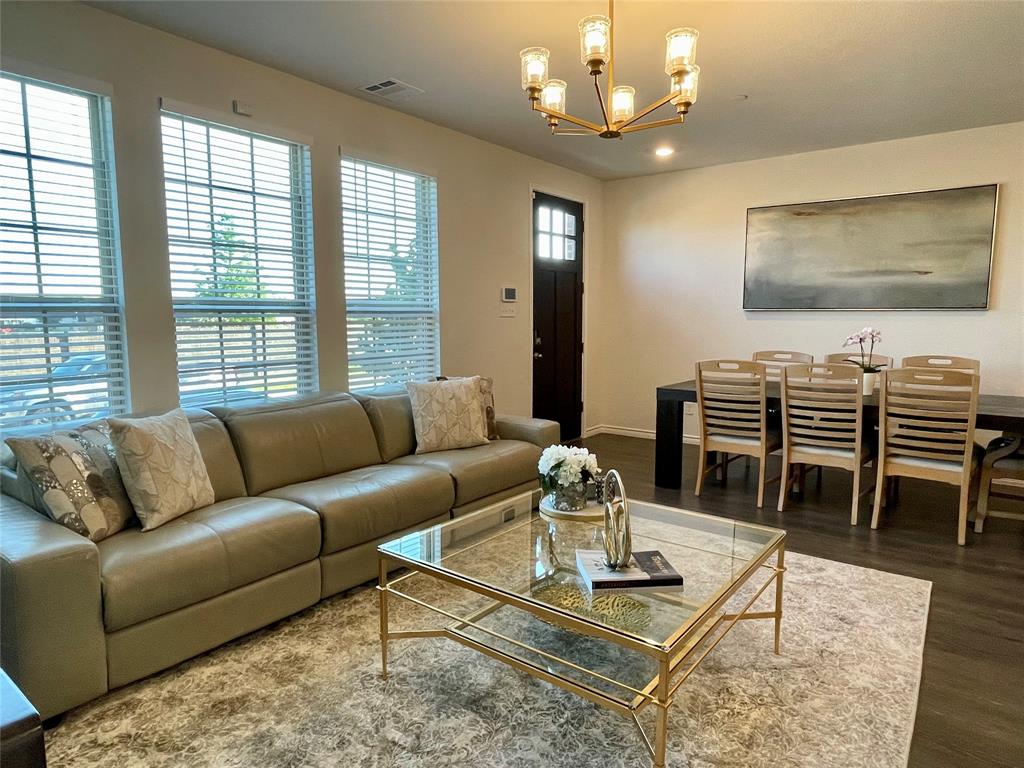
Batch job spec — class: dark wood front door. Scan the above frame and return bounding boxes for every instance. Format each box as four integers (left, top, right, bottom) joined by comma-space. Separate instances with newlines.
532, 191, 584, 441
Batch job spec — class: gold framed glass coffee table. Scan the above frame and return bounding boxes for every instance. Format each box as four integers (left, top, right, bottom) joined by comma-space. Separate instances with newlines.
377, 498, 786, 768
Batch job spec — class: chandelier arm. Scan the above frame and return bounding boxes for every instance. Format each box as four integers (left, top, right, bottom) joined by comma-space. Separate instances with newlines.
552, 128, 597, 135
620, 116, 685, 134
593, 75, 612, 131
615, 92, 676, 130
531, 101, 603, 133
607, 0, 615, 98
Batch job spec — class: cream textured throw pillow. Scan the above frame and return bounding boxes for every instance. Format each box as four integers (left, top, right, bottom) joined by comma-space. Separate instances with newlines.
109, 409, 215, 530
437, 375, 498, 440
407, 377, 490, 454
5, 422, 135, 541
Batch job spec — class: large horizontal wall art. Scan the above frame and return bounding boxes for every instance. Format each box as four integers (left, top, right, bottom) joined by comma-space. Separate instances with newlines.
743, 184, 998, 310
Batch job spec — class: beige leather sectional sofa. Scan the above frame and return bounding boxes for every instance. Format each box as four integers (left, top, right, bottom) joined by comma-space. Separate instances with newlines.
0, 390, 558, 719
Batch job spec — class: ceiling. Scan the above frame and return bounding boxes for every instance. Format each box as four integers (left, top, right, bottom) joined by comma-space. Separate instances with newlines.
91, 1, 1024, 180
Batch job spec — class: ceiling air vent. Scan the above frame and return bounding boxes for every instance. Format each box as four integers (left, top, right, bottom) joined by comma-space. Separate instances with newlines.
359, 79, 424, 102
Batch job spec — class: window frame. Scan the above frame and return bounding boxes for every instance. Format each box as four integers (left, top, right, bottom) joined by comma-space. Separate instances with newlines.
159, 109, 318, 408
341, 156, 440, 392
0, 71, 128, 432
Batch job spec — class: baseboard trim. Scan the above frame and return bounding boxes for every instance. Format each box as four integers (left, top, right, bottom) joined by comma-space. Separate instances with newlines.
583, 424, 699, 445
583, 424, 655, 440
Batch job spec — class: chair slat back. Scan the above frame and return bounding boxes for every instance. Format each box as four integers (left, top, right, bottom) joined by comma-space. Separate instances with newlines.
880, 368, 979, 467
825, 352, 892, 369
696, 360, 767, 441
782, 364, 863, 452
753, 350, 814, 380
901, 355, 980, 374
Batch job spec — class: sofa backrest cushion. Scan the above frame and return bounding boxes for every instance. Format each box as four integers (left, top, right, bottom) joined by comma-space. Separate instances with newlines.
211, 393, 382, 495
353, 388, 417, 462
184, 410, 247, 502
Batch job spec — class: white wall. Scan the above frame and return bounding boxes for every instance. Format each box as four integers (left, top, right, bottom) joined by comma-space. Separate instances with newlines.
0, 1, 604, 420
588, 123, 1024, 436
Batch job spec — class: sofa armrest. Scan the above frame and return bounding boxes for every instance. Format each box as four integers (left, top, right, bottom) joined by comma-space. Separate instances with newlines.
1, 495, 107, 718
495, 415, 560, 448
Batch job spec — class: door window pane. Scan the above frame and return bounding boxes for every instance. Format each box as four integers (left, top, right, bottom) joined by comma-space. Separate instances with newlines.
537, 206, 550, 232
552, 235, 564, 260
565, 238, 576, 261
537, 233, 550, 259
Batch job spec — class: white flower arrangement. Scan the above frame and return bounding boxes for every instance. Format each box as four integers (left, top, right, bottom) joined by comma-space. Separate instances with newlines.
538, 444, 600, 494
842, 326, 886, 372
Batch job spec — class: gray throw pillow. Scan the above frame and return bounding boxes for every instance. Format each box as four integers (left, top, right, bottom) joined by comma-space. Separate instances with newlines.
5, 422, 135, 541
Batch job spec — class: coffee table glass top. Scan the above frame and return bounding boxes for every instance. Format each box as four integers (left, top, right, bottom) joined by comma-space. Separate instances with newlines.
379, 500, 784, 651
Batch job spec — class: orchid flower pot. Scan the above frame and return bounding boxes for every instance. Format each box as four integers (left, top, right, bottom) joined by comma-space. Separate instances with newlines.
862, 372, 878, 396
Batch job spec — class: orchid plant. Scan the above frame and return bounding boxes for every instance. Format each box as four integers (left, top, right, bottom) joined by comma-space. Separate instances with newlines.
538, 444, 600, 495
842, 327, 885, 372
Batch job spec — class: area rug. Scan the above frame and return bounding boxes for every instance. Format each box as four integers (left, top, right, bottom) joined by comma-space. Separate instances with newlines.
45, 552, 930, 768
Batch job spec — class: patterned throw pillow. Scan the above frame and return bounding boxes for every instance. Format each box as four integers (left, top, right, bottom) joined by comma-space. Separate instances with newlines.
108, 409, 215, 530
407, 377, 490, 454
437, 375, 498, 440
5, 422, 135, 541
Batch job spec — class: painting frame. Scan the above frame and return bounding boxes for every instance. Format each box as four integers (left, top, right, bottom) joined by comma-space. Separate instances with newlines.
742, 184, 999, 311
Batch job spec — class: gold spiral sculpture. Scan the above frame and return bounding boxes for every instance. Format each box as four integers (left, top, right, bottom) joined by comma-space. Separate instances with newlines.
601, 469, 632, 569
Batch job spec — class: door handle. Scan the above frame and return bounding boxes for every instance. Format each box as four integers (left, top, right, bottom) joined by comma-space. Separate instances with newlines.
534, 352, 543, 360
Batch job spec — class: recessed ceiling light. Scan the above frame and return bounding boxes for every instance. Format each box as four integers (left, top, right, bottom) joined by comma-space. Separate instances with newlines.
655, 147, 674, 157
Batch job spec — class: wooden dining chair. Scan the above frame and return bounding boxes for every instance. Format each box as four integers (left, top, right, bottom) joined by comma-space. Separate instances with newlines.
825, 352, 893, 369
752, 350, 814, 380
901, 355, 980, 374
695, 360, 781, 508
778, 364, 874, 524
974, 435, 1024, 534
871, 368, 981, 545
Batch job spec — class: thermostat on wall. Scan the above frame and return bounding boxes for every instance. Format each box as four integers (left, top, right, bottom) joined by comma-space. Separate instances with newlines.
501, 286, 518, 302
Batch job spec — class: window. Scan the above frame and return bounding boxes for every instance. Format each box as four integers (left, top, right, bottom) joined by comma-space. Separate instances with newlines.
0, 73, 127, 431
341, 158, 439, 390
160, 110, 316, 407
535, 202, 578, 261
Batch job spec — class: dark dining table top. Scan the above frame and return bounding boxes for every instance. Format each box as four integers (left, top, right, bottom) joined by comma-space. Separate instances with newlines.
657, 379, 1024, 432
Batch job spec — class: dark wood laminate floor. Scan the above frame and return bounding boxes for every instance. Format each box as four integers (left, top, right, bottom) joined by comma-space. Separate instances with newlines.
576, 433, 1024, 768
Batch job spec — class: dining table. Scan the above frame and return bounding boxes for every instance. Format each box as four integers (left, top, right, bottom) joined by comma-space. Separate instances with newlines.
655, 378, 1024, 489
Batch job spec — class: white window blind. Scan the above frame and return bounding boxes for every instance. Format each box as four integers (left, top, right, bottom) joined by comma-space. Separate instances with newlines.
160, 111, 317, 407
0, 73, 127, 431
341, 158, 439, 391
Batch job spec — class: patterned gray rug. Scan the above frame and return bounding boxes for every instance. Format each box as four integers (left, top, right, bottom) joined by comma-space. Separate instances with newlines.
46, 552, 930, 768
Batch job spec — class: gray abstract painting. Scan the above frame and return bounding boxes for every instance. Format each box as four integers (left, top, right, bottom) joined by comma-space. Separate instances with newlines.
743, 185, 997, 310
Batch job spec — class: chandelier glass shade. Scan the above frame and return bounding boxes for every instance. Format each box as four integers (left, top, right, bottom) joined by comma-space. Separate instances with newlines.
519, 0, 701, 139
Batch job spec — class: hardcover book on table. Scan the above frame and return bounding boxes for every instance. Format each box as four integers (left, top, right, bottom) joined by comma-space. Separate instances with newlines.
576, 549, 685, 594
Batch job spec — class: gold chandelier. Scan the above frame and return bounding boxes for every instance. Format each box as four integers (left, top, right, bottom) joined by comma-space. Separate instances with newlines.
519, 0, 700, 139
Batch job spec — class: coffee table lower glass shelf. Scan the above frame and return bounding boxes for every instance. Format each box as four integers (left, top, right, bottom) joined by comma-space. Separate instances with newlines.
377, 498, 786, 768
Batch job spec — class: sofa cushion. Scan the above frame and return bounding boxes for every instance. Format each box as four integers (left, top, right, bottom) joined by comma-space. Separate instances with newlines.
353, 390, 417, 462
212, 393, 382, 495
185, 410, 246, 501
97, 497, 320, 631
392, 439, 541, 507
263, 464, 454, 554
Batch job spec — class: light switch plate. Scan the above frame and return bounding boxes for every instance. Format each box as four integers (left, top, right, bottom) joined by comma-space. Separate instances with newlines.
684, 402, 696, 416
499, 305, 517, 318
